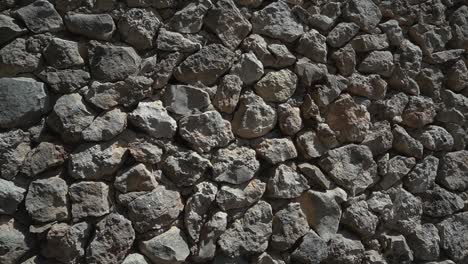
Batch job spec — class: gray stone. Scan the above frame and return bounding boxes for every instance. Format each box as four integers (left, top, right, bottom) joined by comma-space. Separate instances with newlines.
21, 142, 67, 177
278, 103, 303, 136
214, 74, 243, 114
362, 121, 393, 156
420, 186, 464, 218
251, 1, 304, 42
409, 23, 451, 55
416, 125, 454, 151
267, 164, 309, 199
347, 73, 387, 100
230, 52, 264, 85
196, 211, 227, 261
437, 212, 468, 263
65, 13, 115, 40
68, 140, 127, 180
0, 129, 30, 180
447, 60, 468, 92
428, 49, 464, 64
401, 96, 437, 129
342, 0, 382, 31
342, 200, 378, 237
407, 223, 440, 261
291, 230, 328, 264
295, 57, 328, 85
358, 51, 394, 77
165, 85, 211, 115
14, 0, 63, 33
156, 28, 201, 52
367, 191, 393, 219
129, 100, 177, 139
139, 226, 190, 264
86, 213, 135, 264
47, 93, 95, 143
379, 20, 404, 46
216, 179, 265, 211
241, 34, 296, 69
326, 232, 365, 263
161, 150, 211, 187
232, 92, 276, 139
152, 52, 184, 89
450, 5, 468, 51
127, 186, 183, 233
327, 22, 360, 48
374, 92, 409, 123
437, 150, 468, 191
380, 155, 416, 190
25, 177, 68, 222
0, 217, 33, 264
296, 29, 327, 63
298, 163, 332, 190
179, 111, 234, 153
127, 135, 163, 164
122, 253, 150, 264
185, 182, 218, 242
255, 69, 297, 103
351, 34, 389, 52
0, 77, 48, 129
69, 181, 110, 220
381, 234, 413, 263
126, 0, 177, 8
392, 124, 424, 159
386, 187, 422, 233
38, 68, 90, 94
0, 39, 41, 76
255, 138, 297, 164
205, 0, 252, 50
114, 163, 158, 193
0, 14, 26, 46
89, 43, 141, 82
271, 202, 309, 251
332, 45, 356, 77
119, 8, 160, 50
254, 252, 285, 264
44, 38, 84, 69
301, 94, 322, 122
82, 108, 127, 141
43, 223, 91, 264
212, 146, 260, 184
296, 130, 329, 159
0, 179, 25, 215
404, 156, 439, 193
319, 144, 377, 195
174, 44, 235, 86
218, 201, 272, 257
167, 0, 212, 33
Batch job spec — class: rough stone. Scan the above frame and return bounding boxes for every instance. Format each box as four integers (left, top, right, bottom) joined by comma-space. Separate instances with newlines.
255, 138, 297, 164
0, 129, 30, 180
156, 28, 202, 52
216, 179, 265, 211
437, 212, 468, 263
129, 100, 177, 139
416, 125, 454, 151
420, 186, 464, 218
358, 51, 394, 77
0, 39, 41, 76
0, 217, 33, 264
14, 0, 63, 33
381, 234, 414, 263
351, 34, 389, 52
271, 202, 309, 251
44, 38, 84, 69
161, 150, 211, 187
342, 200, 379, 237
65, 13, 115, 40
404, 156, 439, 194
165, 84, 211, 116
277, 104, 303, 136
21, 142, 67, 177
82, 108, 127, 141
152, 52, 184, 89
347, 73, 387, 100
386, 187, 422, 233
185, 182, 217, 242
407, 223, 440, 261
25, 177, 68, 222
230, 52, 264, 85
0, 179, 25, 215
332, 45, 356, 77
327, 22, 360, 48
212, 146, 260, 184
325, 232, 365, 263
295, 57, 328, 85
196, 211, 227, 261
139, 226, 190, 264
114, 163, 158, 193
255, 69, 297, 103
401, 96, 437, 128
298, 163, 332, 190
214, 74, 243, 114
267, 164, 309, 199
362, 121, 393, 156
291, 230, 328, 264
119, 8, 160, 50
38, 68, 90, 94
447, 60, 468, 92
296, 29, 327, 63
167, 0, 212, 33
0, 14, 26, 46
379, 155, 416, 190
392, 124, 424, 159
69, 181, 110, 220
122, 253, 150, 264
437, 150, 468, 191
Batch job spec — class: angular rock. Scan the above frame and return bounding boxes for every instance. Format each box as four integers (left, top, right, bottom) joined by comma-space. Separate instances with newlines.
420, 186, 464, 218
319, 144, 377, 195
82, 108, 127, 141
271, 203, 309, 251
437, 150, 468, 191
122, 253, 150, 264
140, 227, 190, 264
230, 52, 264, 85
214, 74, 243, 114
69, 181, 110, 220
65, 13, 115, 40
241, 34, 296, 68
127, 186, 183, 233
44, 38, 84, 69
38, 68, 90, 94
0, 129, 30, 180
196, 211, 227, 261
161, 150, 211, 187
14, 0, 63, 33
450, 5, 468, 51
185, 182, 218, 242
255, 138, 297, 164
296, 130, 328, 159
0, 217, 33, 264
392, 124, 424, 159
379, 20, 404, 46
358, 51, 394, 77
401, 96, 436, 128
232, 92, 276, 139
379, 155, 416, 190
167, 0, 212, 33
0, 179, 25, 215
86, 213, 135, 264
204, 0, 252, 50
267, 164, 309, 199
298, 163, 332, 190
278, 103, 303, 136
296, 29, 327, 63
212, 146, 260, 184
409, 23, 451, 55
407, 223, 440, 261
342, 200, 378, 237
437, 212, 468, 263
416, 125, 454, 151
254, 69, 297, 103
327, 22, 360, 48
386, 187, 422, 233
129, 101, 177, 139
381, 234, 414, 263
291, 230, 328, 264
119, 8, 160, 50
347, 73, 387, 100
127, 135, 163, 164
21, 142, 67, 177
351, 34, 389, 52
156, 28, 201, 52
0, 39, 41, 76
152, 52, 184, 89
174, 44, 235, 86
447, 60, 468, 92
332, 45, 356, 76
165, 84, 211, 115
326, 232, 365, 263
362, 121, 393, 156
295, 57, 328, 85
0, 14, 27, 46
179, 111, 234, 153
251, 1, 304, 42
0, 77, 48, 129
404, 156, 439, 193
218, 201, 272, 257
25, 177, 68, 222
114, 163, 158, 193
47, 93, 94, 143
216, 179, 265, 211
342, 0, 382, 31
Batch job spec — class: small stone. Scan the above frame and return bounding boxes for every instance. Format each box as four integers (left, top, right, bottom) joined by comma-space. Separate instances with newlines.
255, 138, 297, 164
14, 0, 63, 33
0, 179, 25, 215
127, 186, 183, 233
437, 212, 468, 263
298, 163, 332, 190
301, 94, 322, 122
447, 60, 468, 92
347, 73, 387, 100
89, 42, 141, 82
296, 130, 328, 159
342, 200, 378, 237
362, 121, 393, 156
174, 44, 235, 86
38, 68, 90, 94
129, 101, 177, 139
167, 0, 212, 33
392, 124, 424, 159
122, 253, 150, 264
367, 191, 393, 217
404, 156, 439, 193
327, 22, 360, 48
437, 150, 468, 192
277, 103, 303, 136
267, 164, 309, 199
271, 203, 309, 251
401, 96, 437, 128
254, 252, 285, 264
230, 52, 264, 85
409, 23, 451, 55
185, 182, 217, 242
204, 0, 252, 50
156, 28, 201, 52
386, 188, 422, 233
47, 93, 95, 143
165, 84, 211, 115
69, 181, 109, 220
342, 0, 382, 31
381, 234, 414, 263
179, 111, 234, 153
296, 29, 327, 63
255, 69, 297, 103
196, 211, 227, 261
0, 14, 27, 46
319, 144, 377, 195
127, 135, 163, 164
407, 223, 440, 261
0, 77, 48, 129
358, 51, 394, 77
82, 108, 127, 141
214, 74, 243, 114
21, 142, 67, 177
216, 179, 265, 211
218, 201, 272, 257
325, 94, 371, 143
326, 232, 365, 263
0, 39, 41, 76
212, 146, 260, 184
44, 38, 84, 69
0, 129, 30, 180
291, 230, 328, 264
241, 34, 295, 68
0, 217, 33, 264
251, 1, 304, 42
428, 49, 464, 64
65, 13, 115, 40
139, 227, 190, 264
25, 177, 68, 222
374, 92, 409, 122
114, 163, 158, 193
416, 125, 454, 151
420, 186, 464, 218
351, 34, 389, 52
152, 52, 184, 89
118, 8, 160, 50
380, 155, 416, 190
86, 213, 135, 264
161, 150, 211, 187
295, 57, 328, 85
232, 92, 276, 139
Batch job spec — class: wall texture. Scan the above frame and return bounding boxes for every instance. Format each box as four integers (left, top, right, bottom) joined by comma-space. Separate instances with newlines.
0, 0, 468, 263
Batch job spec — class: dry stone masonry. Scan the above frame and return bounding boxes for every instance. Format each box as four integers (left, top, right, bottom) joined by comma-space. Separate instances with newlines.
0, 0, 468, 263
